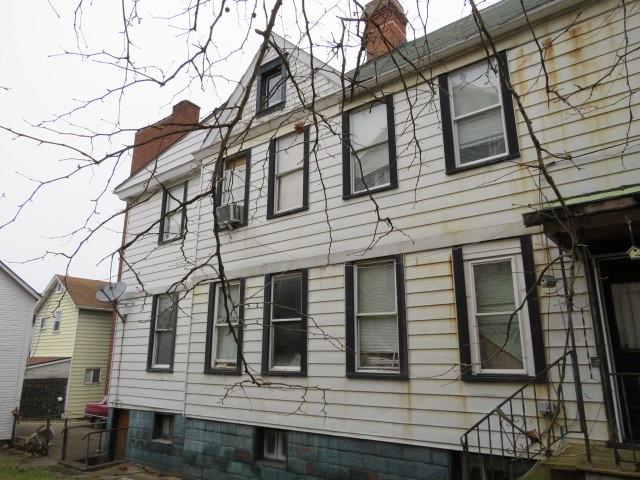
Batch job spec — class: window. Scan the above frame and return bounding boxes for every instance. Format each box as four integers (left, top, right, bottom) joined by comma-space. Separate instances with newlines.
52, 310, 61, 332
55, 282, 64, 293
84, 368, 101, 384
153, 414, 174, 442
214, 151, 250, 228
39, 317, 47, 330
262, 270, 308, 375
452, 237, 545, 381
147, 294, 178, 371
439, 51, 519, 173
258, 429, 287, 463
205, 280, 244, 373
345, 256, 408, 378
267, 128, 309, 218
257, 59, 286, 114
342, 96, 397, 199
158, 182, 187, 243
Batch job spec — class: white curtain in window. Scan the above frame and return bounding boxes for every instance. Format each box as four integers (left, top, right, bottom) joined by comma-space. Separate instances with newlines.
351, 103, 387, 150
611, 283, 640, 349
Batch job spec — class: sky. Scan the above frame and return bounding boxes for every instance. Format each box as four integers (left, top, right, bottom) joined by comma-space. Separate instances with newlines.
0, 0, 500, 292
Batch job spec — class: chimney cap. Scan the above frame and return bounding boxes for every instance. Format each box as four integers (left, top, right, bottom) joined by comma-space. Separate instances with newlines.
363, 0, 407, 21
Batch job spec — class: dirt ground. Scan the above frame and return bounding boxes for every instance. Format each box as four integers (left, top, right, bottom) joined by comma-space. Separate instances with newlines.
0, 446, 181, 480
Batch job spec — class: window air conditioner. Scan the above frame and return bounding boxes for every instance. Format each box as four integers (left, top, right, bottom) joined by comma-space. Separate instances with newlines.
216, 203, 244, 227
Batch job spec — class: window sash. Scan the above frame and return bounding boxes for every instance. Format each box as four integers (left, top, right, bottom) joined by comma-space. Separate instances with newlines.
40, 317, 47, 329
354, 260, 400, 372
220, 164, 246, 206
152, 295, 176, 368
263, 430, 286, 462
448, 60, 509, 167
53, 311, 61, 331
84, 369, 100, 384
274, 134, 304, 213
263, 70, 284, 109
211, 282, 241, 367
349, 103, 390, 194
466, 256, 529, 375
161, 184, 185, 241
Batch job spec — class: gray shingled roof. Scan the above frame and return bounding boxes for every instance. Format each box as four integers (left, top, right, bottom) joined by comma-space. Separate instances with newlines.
351, 0, 558, 82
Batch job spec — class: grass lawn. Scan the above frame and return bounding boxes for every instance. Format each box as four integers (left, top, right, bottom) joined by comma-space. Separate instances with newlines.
0, 450, 57, 480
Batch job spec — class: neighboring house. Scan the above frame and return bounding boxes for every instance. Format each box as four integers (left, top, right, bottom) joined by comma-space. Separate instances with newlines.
108, 0, 640, 478
0, 261, 39, 441
23, 275, 113, 418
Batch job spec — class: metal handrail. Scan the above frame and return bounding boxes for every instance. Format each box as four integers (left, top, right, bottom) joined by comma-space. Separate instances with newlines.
460, 350, 587, 479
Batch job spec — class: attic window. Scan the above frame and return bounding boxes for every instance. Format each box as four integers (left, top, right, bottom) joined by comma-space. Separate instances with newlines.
56, 282, 64, 294
257, 59, 286, 115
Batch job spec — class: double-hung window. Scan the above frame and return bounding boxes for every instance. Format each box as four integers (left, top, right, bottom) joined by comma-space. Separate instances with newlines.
342, 96, 397, 199
439, 51, 518, 173
52, 310, 61, 332
205, 280, 244, 373
257, 59, 286, 114
267, 128, 309, 218
452, 237, 545, 381
84, 368, 101, 384
147, 294, 178, 372
159, 183, 187, 243
345, 256, 408, 378
262, 270, 308, 375
214, 152, 250, 228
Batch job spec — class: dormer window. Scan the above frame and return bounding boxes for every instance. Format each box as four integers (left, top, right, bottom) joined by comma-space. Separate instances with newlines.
56, 282, 64, 294
257, 59, 286, 115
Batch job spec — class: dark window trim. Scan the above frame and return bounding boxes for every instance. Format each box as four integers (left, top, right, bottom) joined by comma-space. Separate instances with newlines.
261, 269, 308, 377
146, 293, 179, 373
439, 50, 519, 175
452, 236, 545, 383
256, 58, 286, 117
204, 279, 245, 375
254, 427, 288, 467
342, 95, 398, 200
158, 182, 188, 245
214, 149, 251, 230
345, 254, 408, 380
266, 126, 310, 219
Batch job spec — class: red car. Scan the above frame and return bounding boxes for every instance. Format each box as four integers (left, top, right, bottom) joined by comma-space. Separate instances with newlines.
84, 397, 108, 422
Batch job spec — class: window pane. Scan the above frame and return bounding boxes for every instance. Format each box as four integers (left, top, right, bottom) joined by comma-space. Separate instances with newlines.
216, 283, 240, 324
478, 313, 523, 369
156, 295, 175, 330
357, 261, 396, 313
266, 73, 284, 107
358, 315, 399, 369
264, 430, 277, 459
351, 102, 388, 150
93, 369, 100, 382
457, 108, 506, 164
221, 163, 245, 206
272, 274, 301, 319
164, 211, 182, 238
215, 325, 237, 364
154, 331, 173, 365
474, 261, 516, 313
277, 169, 303, 211
277, 133, 304, 174
352, 143, 390, 192
272, 320, 303, 368
451, 61, 500, 117
84, 370, 92, 383
611, 283, 640, 349
276, 431, 286, 460
166, 186, 182, 211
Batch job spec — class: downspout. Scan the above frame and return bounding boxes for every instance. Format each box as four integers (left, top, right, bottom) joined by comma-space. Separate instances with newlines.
182, 159, 206, 417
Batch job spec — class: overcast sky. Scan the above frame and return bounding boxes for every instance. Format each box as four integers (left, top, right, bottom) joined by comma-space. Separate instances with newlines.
0, 0, 500, 292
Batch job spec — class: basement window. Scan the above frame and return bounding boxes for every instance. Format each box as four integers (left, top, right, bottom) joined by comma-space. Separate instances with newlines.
152, 414, 174, 443
259, 428, 287, 463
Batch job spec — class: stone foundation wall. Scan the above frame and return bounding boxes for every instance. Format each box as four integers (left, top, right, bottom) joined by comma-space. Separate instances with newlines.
123, 409, 451, 480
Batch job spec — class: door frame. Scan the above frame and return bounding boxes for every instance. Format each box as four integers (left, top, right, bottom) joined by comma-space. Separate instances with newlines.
593, 252, 634, 443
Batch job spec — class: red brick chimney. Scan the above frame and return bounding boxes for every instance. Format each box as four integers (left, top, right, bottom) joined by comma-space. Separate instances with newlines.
363, 0, 407, 61
130, 100, 200, 176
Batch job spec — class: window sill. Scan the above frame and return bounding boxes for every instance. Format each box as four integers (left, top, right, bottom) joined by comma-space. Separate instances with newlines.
151, 438, 173, 445
146, 367, 174, 373
445, 152, 520, 175
256, 102, 285, 118
347, 371, 408, 380
462, 372, 542, 383
261, 369, 306, 377
266, 205, 308, 220
256, 459, 287, 469
158, 234, 185, 246
215, 220, 247, 232
343, 182, 398, 200
204, 367, 242, 376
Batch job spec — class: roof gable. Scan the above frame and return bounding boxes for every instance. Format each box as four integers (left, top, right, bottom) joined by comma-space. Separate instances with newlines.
0, 261, 39, 299
35, 274, 114, 313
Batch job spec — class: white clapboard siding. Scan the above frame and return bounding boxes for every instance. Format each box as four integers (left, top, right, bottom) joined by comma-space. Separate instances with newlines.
110, 0, 637, 452
0, 268, 37, 440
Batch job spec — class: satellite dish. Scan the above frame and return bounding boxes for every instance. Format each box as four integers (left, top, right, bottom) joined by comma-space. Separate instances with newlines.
96, 281, 127, 302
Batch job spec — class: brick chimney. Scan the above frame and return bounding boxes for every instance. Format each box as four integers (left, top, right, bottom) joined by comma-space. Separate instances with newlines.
363, 0, 407, 61
130, 100, 200, 176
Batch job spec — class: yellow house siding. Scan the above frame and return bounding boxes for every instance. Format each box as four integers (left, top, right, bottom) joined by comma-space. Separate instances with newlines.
31, 287, 78, 358
65, 309, 112, 417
